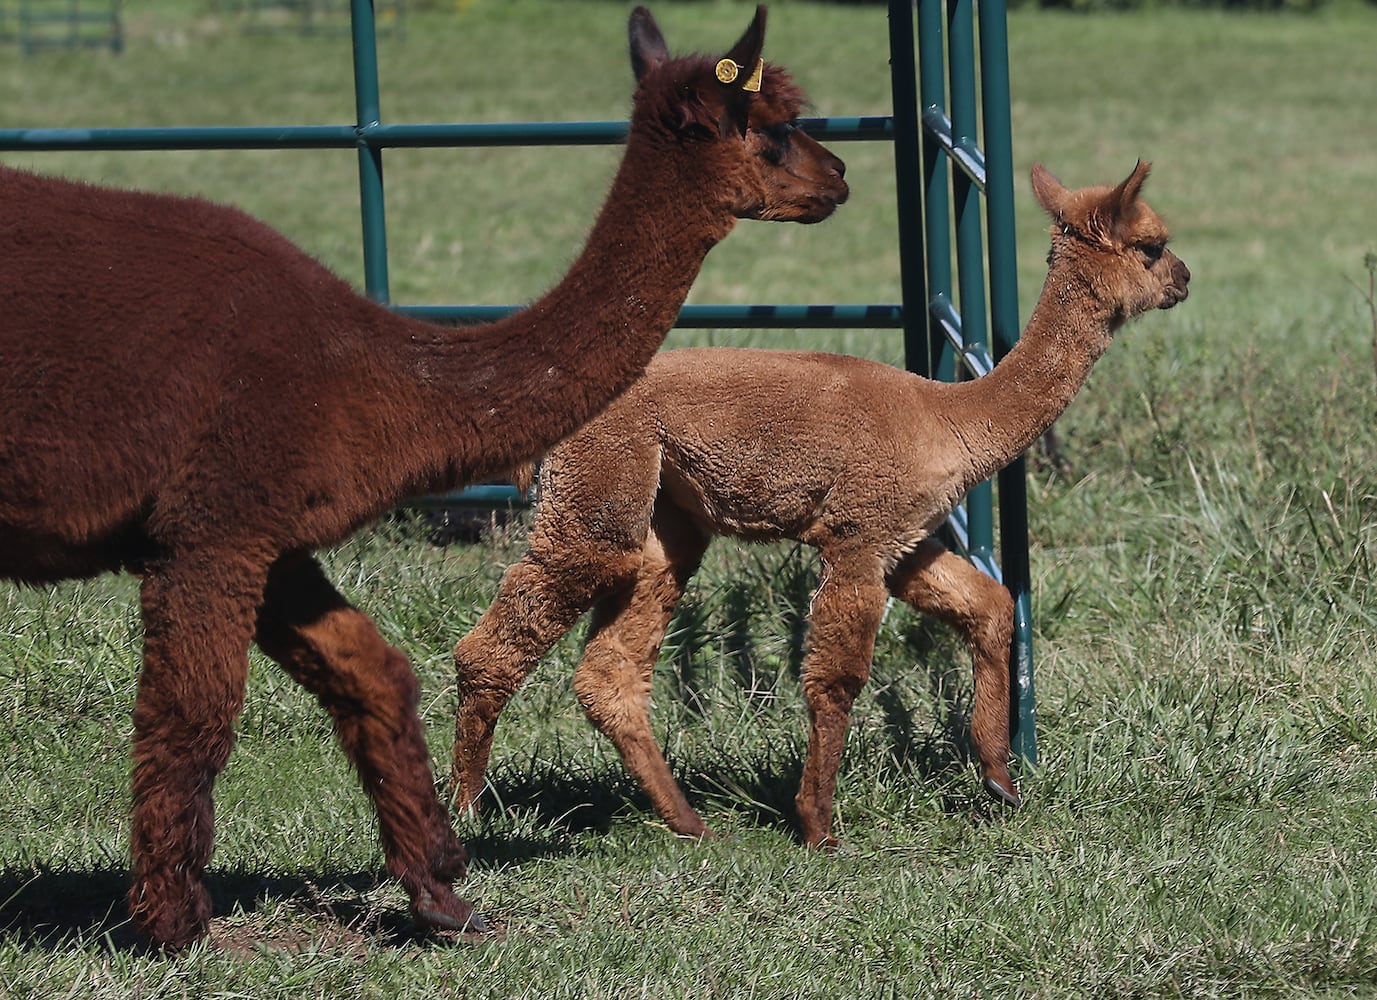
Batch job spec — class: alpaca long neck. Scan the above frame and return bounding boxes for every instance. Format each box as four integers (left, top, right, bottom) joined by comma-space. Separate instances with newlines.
405, 134, 732, 482
943, 266, 1117, 489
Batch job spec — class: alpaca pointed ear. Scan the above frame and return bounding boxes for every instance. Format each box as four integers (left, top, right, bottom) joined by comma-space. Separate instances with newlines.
716, 5, 767, 138
1031, 162, 1068, 219
722, 5, 767, 80
1106, 160, 1151, 240
1110, 160, 1152, 211
628, 6, 670, 83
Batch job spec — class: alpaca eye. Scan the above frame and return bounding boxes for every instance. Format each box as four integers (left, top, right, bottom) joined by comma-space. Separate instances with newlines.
765, 122, 797, 145
1139, 243, 1165, 265
758, 123, 795, 166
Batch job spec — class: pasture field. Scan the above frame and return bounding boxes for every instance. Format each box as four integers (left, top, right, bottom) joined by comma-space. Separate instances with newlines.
1, 1, 1376, 996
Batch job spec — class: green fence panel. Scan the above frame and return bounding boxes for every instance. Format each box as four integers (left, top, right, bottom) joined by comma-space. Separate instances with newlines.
904, 0, 1036, 763
0, 0, 1036, 766
0, 0, 122, 54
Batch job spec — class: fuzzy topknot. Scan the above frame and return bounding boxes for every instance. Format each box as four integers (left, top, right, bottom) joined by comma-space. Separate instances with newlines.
629, 55, 804, 142
751, 63, 807, 126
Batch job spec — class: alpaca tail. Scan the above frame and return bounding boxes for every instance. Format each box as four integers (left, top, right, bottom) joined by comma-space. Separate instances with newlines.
510, 460, 537, 498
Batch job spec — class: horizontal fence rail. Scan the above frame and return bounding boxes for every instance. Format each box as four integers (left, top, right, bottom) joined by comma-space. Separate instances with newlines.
0, 115, 893, 152
0, 116, 903, 334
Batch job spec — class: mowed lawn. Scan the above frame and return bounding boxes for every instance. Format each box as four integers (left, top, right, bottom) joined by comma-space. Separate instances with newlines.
1, 2, 1375, 997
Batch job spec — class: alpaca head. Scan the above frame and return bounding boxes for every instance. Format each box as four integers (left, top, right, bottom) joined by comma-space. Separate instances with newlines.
627, 5, 849, 224
1032, 161, 1191, 327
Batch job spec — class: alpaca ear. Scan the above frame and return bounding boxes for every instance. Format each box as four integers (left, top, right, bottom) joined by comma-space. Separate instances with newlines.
716, 5, 767, 138
1110, 160, 1152, 211
721, 5, 767, 82
1030, 162, 1068, 219
1105, 160, 1150, 241
628, 6, 670, 83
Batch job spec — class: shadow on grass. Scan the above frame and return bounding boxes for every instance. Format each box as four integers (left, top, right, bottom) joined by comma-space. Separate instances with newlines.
468, 747, 811, 850
466, 687, 1000, 859
0, 864, 441, 953
457, 560, 1006, 852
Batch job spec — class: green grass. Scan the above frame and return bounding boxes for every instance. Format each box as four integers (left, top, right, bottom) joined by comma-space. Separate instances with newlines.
3, 1, 1377, 997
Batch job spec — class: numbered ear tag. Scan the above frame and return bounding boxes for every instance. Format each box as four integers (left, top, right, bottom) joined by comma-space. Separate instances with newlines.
715, 57, 764, 93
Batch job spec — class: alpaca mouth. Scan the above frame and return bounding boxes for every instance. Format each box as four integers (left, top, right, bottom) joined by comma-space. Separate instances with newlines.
1159, 283, 1189, 309
800, 201, 838, 224
798, 189, 848, 224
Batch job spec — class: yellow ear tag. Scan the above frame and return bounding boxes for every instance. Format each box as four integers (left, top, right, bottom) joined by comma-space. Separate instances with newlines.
741, 58, 763, 93
715, 57, 763, 92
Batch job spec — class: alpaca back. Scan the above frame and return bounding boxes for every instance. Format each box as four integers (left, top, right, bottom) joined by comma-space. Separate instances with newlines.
542, 347, 960, 548
0, 164, 392, 426
0, 166, 415, 569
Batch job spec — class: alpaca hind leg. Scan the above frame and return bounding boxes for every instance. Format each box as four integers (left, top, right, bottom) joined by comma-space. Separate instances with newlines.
452, 549, 640, 813
572, 514, 709, 838
886, 538, 1018, 807
794, 557, 889, 849
128, 551, 263, 949
253, 553, 483, 934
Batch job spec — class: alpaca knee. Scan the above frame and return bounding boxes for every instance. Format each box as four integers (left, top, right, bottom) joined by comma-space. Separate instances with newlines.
453, 619, 532, 707
289, 606, 421, 723
968, 583, 1015, 660
572, 654, 650, 736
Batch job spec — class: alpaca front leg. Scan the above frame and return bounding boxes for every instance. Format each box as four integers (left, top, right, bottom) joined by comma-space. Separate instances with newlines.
886, 539, 1019, 807
452, 555, 624, 814
795, 565, 888, 849
573, 527, 709, 839
254, 555, 482, 934
129, 556, 260, 949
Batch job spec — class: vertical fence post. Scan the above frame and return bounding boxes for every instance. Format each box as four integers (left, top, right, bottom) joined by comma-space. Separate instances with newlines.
945, 0, 996, 578
350, 0, 390, 303
977, 0, 1037, 766
916, 0, 954, 384
887, 0, 931, 378
908, 0, 1038, 767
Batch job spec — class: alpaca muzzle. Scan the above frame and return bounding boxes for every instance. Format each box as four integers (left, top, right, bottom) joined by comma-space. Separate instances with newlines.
1159, 255, 1191, 309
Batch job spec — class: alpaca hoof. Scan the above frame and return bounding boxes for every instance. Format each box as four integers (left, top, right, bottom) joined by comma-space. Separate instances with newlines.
670, 820, 715, 842
813, 836, 855, 856
804, 833, 841, 852
412, 890, 489, 936
984, 776, 1022, 809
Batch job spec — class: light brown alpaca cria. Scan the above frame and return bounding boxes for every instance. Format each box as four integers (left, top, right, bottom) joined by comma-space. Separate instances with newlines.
0, 6, 846, 948
452, 161, 1188, 847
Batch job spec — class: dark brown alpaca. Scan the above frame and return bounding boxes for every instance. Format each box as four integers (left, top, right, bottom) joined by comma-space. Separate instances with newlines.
452, 162, 1188, 848
0, 5, 846, 948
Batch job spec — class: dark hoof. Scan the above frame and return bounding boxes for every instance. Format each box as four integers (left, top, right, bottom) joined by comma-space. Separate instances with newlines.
670, 824, 715, 843
412, 889, 489, 935
415, 905, 489, 935
984, 776, 1022, 809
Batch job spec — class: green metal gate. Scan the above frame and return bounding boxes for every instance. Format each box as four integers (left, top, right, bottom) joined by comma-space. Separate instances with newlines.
0, 0, 123, 54
893, 0, 1037, 764
0, 0, 1036, 765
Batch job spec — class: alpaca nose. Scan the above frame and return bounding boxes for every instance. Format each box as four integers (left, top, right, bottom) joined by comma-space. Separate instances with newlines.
827, 154, 849, 204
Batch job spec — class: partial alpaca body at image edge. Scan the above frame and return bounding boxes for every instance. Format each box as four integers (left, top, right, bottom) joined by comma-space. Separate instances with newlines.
0, 4, 847, 949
